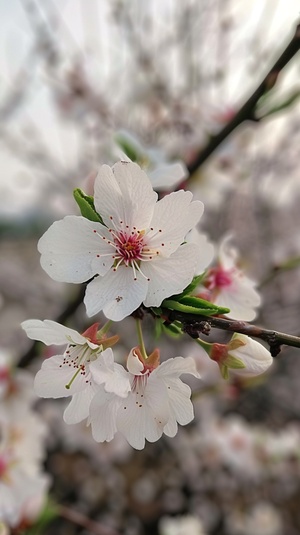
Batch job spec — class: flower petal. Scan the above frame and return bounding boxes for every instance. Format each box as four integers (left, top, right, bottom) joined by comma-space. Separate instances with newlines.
116, 378, 169, 450
63, 383, 98, 424
89, 349, 131, 398
155, 356, 201, 380
84, 266, 148, 320
215, 278, 261, 321
148, 161, 187, 191
38, 216, 113, 283
230, 334, 273, 377
34, 356, 89, 398
94, 162, 157, 231
143, 243, 200, 307
148, 191, 203, 255
21, 319, 86, 346
89, 389, 121, 442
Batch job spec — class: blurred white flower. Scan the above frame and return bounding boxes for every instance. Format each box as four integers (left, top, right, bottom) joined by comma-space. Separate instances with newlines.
38, 161, 206, 321
202, 235, 261, 321
114, 129, 188, 191
21, 319, 129, 424
159, 514, 207, 535
89, 347, 201, 450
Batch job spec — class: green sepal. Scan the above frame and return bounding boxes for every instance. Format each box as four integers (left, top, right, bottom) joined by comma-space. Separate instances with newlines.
154, 318, 163, 339
73, 188, 104, 224
224, 354, 246, 369
220, 364, 229, 380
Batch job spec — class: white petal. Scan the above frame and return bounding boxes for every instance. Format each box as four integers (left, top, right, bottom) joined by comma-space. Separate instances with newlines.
215, 277, 261, 321
63, 383, 98, 424
84, 266, 148, 320
89, 389, 121, 442
21, 319, 86, 346
156, 356, 201, 380
94, 162, 157, 231
112, 161, 157, 229
34, 356, 90, 398
187, 230, 215, 273
149, 161, 187, 191
148, 191, 203, 255
127, 348, 144, 375
89, 349, 131, 398
163, 377, 194, 427
38, 216, 113, 283
230, 334, 273, 377
143, 243, 200, 307
116, 378, 169, 450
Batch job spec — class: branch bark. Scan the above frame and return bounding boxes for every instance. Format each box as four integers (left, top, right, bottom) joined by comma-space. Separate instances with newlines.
162, 309, 300, 357
187, 21, 300, 175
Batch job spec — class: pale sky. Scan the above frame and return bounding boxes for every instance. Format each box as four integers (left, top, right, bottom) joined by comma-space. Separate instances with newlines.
0, 0, 299, 218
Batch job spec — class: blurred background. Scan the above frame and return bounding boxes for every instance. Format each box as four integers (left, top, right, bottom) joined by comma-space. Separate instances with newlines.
1, 0, 300, 534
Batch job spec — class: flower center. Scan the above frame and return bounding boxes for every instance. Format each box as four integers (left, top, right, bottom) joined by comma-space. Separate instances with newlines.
206, 266, 233, 290
60, 343, 99, 390
92, 217, 164, 281
114, 231, 144, 265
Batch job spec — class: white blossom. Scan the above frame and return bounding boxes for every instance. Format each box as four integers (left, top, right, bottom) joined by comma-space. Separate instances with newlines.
38, 161, 207, 321
114, 129, 188, 191
202, 235, 261, 321
89, 348, 201, 450
21, 319, 130, 424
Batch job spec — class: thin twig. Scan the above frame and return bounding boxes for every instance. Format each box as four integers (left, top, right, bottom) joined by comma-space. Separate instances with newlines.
18, 285, 86, 368
162, 309, 300, 357
187, 21, 300, 175
58, 505, 120, 535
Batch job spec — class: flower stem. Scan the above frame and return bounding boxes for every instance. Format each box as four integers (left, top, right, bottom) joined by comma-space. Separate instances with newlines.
136, 319, 148, 360
98, 320, 113, 337
196, 338, 212, 355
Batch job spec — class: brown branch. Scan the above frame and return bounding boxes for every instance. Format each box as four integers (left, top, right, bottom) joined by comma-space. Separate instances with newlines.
58, 505, 120, 535
18, 284, 86, 368
187, 21, 300, 175
162, 309, 300, 357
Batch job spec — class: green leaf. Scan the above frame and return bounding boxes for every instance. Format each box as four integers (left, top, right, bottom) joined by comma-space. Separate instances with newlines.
150, 306, 163, 316
257, 89, 300, 119
178, 295, 229, 314
162, 299, 221, 316
73, 188, 104, 224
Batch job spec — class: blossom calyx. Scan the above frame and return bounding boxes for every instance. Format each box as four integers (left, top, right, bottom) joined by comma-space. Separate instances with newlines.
210, 333, 272, 380
127, 346, 160, 375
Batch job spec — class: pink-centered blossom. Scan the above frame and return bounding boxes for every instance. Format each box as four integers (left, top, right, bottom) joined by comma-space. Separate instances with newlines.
21, 320, 130, 424
202, 235, 261, 321
38, 161, 208, 321
89, 347, 201, 450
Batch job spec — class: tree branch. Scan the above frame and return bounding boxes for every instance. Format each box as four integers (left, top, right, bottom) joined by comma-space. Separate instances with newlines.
161, 309, 300, 357
187, 21, 300, 175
